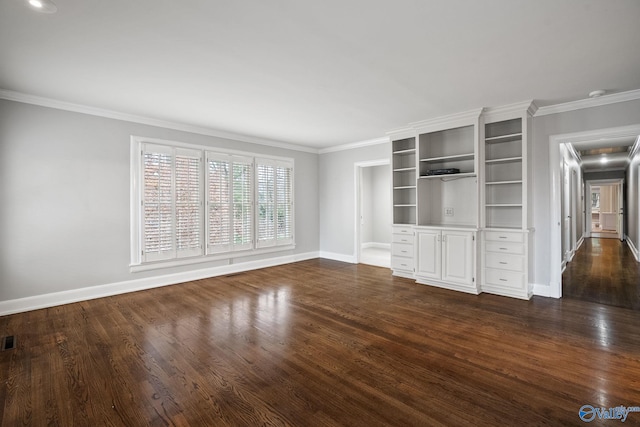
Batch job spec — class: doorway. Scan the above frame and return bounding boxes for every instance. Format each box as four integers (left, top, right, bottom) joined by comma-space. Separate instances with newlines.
585, 180, 624, 240
549, 124, 640, 298
354, 160, 391, 268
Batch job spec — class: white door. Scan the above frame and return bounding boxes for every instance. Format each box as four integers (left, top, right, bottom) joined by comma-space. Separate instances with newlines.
618, 181, 624, 241
417, 230, 441, 279
441, 230, 474, 286
562, 160, 571, 263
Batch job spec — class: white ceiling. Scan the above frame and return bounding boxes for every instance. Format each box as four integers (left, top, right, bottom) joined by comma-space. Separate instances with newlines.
1, 0, 640, 149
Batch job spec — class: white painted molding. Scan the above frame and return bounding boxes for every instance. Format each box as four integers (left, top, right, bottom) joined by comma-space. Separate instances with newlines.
627, 237, 640, 262
319, 251, 357, 264
410, 107, 484, 133
535, 89, 640, 117
532, 283, 555, 298
318, 136, 389, 154
483, 100, 538, 122
0, 88, 319, 154
361, 242, 391, 250
0, 252, 319, 316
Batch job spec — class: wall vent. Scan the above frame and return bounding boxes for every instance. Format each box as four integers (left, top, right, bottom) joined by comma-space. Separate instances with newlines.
1, 335, 16, 351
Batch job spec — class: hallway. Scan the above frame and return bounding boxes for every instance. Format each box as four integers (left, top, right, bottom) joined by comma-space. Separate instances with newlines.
563, 238, 640, 310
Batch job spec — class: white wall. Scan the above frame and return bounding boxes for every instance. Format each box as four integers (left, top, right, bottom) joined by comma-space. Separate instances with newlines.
532, 99, 640, 291
319, 143, 390, 260
0, 99, 320, 303
627, 144, 640, 258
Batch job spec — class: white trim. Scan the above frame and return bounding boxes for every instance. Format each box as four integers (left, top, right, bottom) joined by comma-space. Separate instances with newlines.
549, 124, 640, 299
627, 236, 640, 262
0, 252, 319, 316
319, 251, 357, 264
361, 242, 391, 250
0, 89, 318, 154
319, 136, 389, 154
532, 283, 555, 298
535, 89, 640, 117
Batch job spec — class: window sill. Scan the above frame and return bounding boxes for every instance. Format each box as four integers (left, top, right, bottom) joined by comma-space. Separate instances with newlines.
130, 244, 296, 273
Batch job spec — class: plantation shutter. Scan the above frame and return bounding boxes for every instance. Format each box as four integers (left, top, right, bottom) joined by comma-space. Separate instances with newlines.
231, 156, 253, 251
175, 148, 203, 258
141, 144, 203, 262
207, 154, 231, 253
276, 165, 294, 244
256, 158, 293, 248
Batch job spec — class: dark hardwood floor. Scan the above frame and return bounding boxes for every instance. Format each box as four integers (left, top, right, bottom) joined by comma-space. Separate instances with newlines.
563, 238, 640, 310
2, 259, 640, 426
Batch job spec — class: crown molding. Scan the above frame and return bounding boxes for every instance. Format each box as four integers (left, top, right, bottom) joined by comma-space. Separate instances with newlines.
535, 89, 640, 117
483, 100, 538, 122
0, 89, 319, 154
318, 136, 389, 154
410, 107, 485, 133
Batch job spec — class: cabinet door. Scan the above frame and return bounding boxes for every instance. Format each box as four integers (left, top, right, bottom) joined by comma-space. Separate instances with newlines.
417, 231, 441, 279
442, 231, 474, 285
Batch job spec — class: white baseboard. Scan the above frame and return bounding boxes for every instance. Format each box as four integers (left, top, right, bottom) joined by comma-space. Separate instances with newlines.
626, 236, 640, 262
533, 283, 552, 297
318, 251, 357, 264
0, 251, 319, 316
361, 242, 391, 250
576, 237, 584, 251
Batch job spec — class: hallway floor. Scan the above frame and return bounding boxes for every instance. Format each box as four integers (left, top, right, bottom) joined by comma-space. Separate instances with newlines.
563, 238, 640, 310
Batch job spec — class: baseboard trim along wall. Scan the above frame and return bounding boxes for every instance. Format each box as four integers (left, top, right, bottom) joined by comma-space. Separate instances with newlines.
318, 251, 357, 264
627, 236, 640, 262
0, 252, 320, 316
532, 283, 555, 298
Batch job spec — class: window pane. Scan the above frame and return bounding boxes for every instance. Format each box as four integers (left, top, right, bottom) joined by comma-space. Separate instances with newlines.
208, 160, 230, 247
143, 152, 173, 254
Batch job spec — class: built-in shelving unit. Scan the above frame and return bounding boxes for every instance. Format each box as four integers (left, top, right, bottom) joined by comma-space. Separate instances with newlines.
392, 136, 417, 225
388, 103, 536, 300
484, 118, 523, 229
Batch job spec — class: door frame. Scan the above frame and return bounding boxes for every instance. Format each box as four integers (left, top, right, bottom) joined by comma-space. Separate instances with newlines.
585, 179, 624, 239
549, 124, 640, 298
353, 159, 390, 263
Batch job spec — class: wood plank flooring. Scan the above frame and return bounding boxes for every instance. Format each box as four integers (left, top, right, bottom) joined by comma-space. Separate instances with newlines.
2, 259, 640, 426
563, 238, 640, 310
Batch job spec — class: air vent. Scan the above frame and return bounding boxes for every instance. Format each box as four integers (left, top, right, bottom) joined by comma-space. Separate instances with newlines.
1, 335, 16, 351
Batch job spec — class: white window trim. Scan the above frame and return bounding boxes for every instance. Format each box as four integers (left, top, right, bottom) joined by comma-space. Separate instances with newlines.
130, 135, 295, 271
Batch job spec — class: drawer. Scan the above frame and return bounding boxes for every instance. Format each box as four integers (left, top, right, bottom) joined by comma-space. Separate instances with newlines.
484, 231, 524, 243
484, 268, 525, 289
485, 241, 524, 255
486, 253, 524, 272
392, 234, 414, 244
393, 226, 413, 235
392, 243, 414, 257
392, 256, 414, 271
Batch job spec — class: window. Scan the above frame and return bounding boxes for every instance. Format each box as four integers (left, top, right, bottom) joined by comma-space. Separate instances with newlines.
141, 144, 203, 262
131, 137, 294, 268
256, 158, 294, 248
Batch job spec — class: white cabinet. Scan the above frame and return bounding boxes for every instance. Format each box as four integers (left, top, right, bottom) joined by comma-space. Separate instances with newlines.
391, 226, 415, 278
387, 103, 535, 300
416, 228, 477, 294
481, 230, 532, 299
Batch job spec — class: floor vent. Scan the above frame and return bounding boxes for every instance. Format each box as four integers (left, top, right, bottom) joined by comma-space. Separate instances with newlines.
1, 335, 16, 351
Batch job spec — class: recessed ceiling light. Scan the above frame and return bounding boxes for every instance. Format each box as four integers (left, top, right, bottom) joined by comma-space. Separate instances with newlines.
25, 0, 57, 13
589, 90, 606, 98
600, 155, 608, 164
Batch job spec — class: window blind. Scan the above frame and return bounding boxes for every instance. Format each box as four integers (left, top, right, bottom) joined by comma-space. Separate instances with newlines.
207, 157, 231, 253
142, 144, 203, 262
256, 159, 293, 248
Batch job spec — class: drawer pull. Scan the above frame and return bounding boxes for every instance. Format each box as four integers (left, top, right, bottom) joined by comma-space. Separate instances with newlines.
401, 250, 408, 253
499, 262, 507, 265
499, 278, 508, 282
499, 248, 508, 250
499, 236, 507, 239
401, 239, 408, 242
401, 263, 408, 267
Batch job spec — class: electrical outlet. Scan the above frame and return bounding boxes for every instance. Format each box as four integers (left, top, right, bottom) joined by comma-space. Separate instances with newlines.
444, 207, 454, 216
